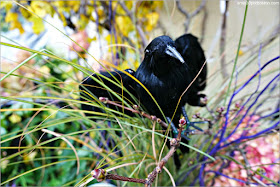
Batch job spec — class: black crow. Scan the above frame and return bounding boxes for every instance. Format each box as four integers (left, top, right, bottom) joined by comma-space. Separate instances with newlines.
134, 35, 208, 155
79, 35, 208, 168
175, 34, 207, 108
79, 69, 137, 117
134, 35, 187, 123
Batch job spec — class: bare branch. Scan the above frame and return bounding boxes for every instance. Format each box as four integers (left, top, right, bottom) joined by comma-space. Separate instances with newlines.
220, 1, 229, 79
176, 0, 207, 33
176, 0, 190, 18
145, 118, 186, 186
119, 2, 148, 47
91, 169, 146, 184
89, 118, 186, 186
191, 0, 207, 17
99, 97, 168, 129
200, 6, 208, 44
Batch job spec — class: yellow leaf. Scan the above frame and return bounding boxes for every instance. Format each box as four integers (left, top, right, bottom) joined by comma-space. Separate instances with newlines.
145, 12, 159, 32
23, 151, 37, 163
238, 50, 244, 56
20, 7, 32, 19
52, 1, 64, 8
67, 1, 80, 12
10, 20, 25, 34
9, 114, 22, 124
60, 141, 67, 148
29, 16, 45, 34
30, 1, 50, 17
78, 14, 89, 30
115, 16, 133, 37
0, 1, 12, 11
89, 36, 97, 42
59, 11, 67, 27
5, 12, 18, 22
39, 65, 50, 75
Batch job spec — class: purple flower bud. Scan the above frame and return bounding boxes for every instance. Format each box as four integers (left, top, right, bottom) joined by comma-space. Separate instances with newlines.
99, 97, 108, 104
133, 105, 139, 110
151, 115, 157, 121
179, 118, 186, 125
91, 169, 107, 182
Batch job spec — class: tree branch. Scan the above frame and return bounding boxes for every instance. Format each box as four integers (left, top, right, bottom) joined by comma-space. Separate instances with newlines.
90, 117, 187, 186
99, 97, 168, 129
119, 2, 148, 47
220, 1, 229, 79
176, 0, 206, 33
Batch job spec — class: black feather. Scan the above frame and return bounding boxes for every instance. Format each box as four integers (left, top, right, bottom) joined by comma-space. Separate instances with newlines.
134, 35, 191, 124
79, 69, 136, 117
175, 34, 207, 107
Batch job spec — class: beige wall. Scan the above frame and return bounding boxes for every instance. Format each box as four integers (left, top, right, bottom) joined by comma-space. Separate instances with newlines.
154, 1, 279, 101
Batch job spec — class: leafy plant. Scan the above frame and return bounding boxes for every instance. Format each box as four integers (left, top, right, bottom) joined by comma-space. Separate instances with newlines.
1, 1, 279, 186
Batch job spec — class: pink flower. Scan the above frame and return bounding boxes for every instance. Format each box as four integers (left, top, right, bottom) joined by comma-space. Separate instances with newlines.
205, 113, 279, 186
70, 30, 90, 52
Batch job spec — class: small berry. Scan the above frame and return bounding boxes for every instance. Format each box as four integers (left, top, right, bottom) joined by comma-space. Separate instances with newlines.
151, 115, 157, 121
156, 118, 162, 123
216, 106, 225, 113
235, 102, 241, 108
156, 166, 162, 173
170, 138, 177, 146
133, 105, 139, 110
179, 118, 186, 125
99, 97, 108, 104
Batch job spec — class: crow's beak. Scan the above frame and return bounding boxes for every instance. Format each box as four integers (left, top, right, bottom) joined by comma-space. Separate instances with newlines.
165, 45, 185, 63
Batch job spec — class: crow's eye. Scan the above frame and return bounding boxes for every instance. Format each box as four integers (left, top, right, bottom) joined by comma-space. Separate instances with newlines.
145, 49, 150, 54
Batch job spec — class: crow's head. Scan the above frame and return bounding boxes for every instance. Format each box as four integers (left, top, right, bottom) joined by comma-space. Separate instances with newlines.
144, 35, 185, 64
143, 35, 185, 76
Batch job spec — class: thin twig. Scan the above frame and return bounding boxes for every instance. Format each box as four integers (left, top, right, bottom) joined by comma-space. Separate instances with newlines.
42, 129, 80, 175
90, 169, 146, 184
238, 147, 251, 185
89, 118, 186, 186
200, 6, 208, 44
239, 147, 268, 187
220, 1, 229, 79
119, 2, 148, 47
145, 119, 186, 187
99, 97, 168, 129
190, 0, 207, 17
176, 0, 206, 33
107, 173, 146, 184
98, 97, 212, 136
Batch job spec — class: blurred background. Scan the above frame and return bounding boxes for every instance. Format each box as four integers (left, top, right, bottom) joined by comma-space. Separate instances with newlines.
1, 1, 279, 186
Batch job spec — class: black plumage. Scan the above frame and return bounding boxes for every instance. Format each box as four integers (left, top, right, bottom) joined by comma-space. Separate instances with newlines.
134, 35, 207, 157
79, 34, 208, 168
175, 34, 207, 107
79, 69, 137, 117
134, 35, 191, 126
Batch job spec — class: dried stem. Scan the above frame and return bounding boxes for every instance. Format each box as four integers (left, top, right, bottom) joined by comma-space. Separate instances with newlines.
106, 173, 146, 184
239, 147, 268, 187
99, 97, 168, 129
220, 1, 229, 79
99, 97, 211, 136
238, 147, 251, 185
90, 118, 186, 186
200, 6, 208, 44
145, 120, 186, 187
119, 2, 148, 47
176, 0, 206, 33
